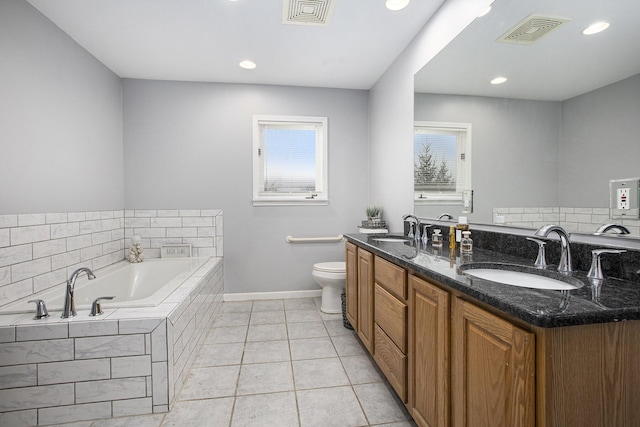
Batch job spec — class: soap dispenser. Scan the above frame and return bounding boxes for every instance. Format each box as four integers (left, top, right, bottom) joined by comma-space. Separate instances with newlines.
461, 231, 473, 254
432, 229, 443, 247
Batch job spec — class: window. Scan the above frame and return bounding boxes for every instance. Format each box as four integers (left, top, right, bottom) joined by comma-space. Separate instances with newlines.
414, 121, 471, 205
253, 115, 328, 205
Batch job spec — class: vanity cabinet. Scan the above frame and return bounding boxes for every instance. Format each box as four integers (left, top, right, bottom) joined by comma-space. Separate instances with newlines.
409, 274, 450, 427
373, 256, 408, 402
345, 242, 375, 353
451, 297, 535, 427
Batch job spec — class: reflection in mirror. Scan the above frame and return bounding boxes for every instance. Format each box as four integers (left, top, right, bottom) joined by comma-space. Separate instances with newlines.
413, 0, 640, 237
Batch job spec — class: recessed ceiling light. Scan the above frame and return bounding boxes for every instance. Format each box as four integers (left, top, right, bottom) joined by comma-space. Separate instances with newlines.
478, 5, 492, 18
239, 60, 256, 70
385, 0, 410, 11
490, 76, 507, 85
582, 21, 610, 36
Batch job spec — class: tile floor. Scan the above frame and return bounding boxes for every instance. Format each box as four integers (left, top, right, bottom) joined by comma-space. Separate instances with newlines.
49, 298, 416, 427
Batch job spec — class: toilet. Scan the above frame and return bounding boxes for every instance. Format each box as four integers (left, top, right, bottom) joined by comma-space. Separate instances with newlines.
312, 262, 346, 314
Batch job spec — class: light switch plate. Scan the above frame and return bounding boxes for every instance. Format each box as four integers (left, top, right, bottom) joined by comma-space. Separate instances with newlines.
610, 178, 639, 219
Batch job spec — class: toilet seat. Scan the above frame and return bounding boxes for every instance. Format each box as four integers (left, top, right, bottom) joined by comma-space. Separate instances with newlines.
313, 262, 346, 273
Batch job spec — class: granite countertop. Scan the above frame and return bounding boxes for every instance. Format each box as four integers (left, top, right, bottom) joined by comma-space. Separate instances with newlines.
345, 233, 640, 328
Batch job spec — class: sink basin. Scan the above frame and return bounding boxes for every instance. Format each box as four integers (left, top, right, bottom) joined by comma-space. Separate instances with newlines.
371, 236, 412, 243
461, 264, 584, 291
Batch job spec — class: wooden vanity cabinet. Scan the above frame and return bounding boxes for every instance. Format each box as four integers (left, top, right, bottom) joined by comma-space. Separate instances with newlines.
451, 297, 535, 427
345, 241, 358, 330
373, 256, 408, 402
357, 247, 375, 353
409, 274, 450, 427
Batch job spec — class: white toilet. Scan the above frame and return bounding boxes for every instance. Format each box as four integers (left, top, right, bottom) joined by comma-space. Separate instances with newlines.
312, 262, 346, 314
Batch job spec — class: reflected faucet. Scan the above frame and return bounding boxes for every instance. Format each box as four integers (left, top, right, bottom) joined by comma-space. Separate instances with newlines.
534, 224, 573, 274
437, 213, 454, 220
594, 223, 630, 235
62, 267, 96, 318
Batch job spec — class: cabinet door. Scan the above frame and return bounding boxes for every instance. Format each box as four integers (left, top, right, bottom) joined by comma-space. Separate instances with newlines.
451, 298, 535, 427
409, 274, 450, 427
345, 242, 358, 330
357, 248, 374, 353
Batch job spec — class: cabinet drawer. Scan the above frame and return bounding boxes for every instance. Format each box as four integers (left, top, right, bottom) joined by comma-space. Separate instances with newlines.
374, 324, 407, 402
375, 284, 407, 353
375, 256, 407, 300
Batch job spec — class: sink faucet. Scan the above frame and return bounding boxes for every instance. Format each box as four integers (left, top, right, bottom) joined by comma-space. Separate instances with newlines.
62, 267, 96, 318
437, 213, 454, 220
594, 223, 630, 235
534, 224, 573, 274
402, 214, 421, 242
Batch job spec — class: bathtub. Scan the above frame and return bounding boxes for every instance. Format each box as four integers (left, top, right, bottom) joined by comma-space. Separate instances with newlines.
0, 257, 208, 315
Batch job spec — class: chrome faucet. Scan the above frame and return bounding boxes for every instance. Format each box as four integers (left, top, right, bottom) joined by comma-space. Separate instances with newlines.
62, 267, 96, 318
437, 213, 454, 220
403, 214, 421, 242
594, 223, 630, 235
535, 224, 573, 274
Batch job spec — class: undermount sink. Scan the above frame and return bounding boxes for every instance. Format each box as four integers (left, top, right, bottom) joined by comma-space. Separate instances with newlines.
371, 236, 412, 243
460, 264, 584, 291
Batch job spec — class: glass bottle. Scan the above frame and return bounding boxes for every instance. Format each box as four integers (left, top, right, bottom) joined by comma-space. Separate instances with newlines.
432, 229, 443, 247
461, 231, 473, 254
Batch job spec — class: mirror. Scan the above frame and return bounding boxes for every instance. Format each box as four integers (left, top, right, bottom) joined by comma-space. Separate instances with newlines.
413, 0, 640, 237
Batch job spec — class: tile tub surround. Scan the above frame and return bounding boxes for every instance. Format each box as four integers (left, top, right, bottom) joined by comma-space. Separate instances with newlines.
0, 209, 223, 309
0, 257, 223, 425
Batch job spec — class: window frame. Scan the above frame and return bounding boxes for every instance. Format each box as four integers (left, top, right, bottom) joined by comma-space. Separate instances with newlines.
414, 121, 472, 206
252, 115, 328, 206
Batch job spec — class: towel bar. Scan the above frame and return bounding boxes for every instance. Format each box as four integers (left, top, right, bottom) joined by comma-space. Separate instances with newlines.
286, 235, 344, 244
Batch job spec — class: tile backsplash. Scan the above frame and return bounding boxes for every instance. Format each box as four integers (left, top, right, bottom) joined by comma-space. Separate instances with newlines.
0, 209, 223, 308
493, 206, 640, 235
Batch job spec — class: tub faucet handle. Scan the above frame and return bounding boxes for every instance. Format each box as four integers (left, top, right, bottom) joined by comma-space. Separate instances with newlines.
89, 296, 115, 316
27, 299, 49, 320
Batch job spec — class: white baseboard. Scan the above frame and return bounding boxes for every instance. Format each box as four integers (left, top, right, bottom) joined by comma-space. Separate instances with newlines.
223, 289, 322, 302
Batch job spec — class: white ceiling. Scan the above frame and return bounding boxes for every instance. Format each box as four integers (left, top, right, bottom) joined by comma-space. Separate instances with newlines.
26, 0, 444, 90
414, 0, 640, 101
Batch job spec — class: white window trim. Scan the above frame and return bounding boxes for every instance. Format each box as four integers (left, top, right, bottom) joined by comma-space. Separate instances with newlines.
252, 115, 328, 206
414, 121, 472, 205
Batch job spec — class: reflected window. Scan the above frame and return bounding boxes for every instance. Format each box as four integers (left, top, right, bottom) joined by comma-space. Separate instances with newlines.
414, 121, 471, 204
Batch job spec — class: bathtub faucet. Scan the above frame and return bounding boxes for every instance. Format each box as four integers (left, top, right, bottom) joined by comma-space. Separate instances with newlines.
61, 267, 96, 318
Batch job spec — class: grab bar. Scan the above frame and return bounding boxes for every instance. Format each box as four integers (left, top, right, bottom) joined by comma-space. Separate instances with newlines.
286, 235, 344, 244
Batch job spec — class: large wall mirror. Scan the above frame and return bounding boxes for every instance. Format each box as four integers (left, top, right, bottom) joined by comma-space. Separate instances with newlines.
413, 0, 640, 237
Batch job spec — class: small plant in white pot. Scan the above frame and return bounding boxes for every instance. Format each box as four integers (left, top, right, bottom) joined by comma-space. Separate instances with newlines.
365, 206, 382, 224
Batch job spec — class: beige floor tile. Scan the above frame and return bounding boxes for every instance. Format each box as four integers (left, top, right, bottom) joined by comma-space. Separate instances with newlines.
205, 325, 248, 344
249, 310, 286, 325
236, 361, 294, 395
341, 355, 384, 385
213, 312, 250, 327
297, 386, 367, 427
246, 323, 288, 342
91, 413, 165, 427
353, 382, 412, 425
289, 337, 337, 360
292, 358, 349, 390
284, 298, 317, 311
287, 321, 328, 340
331, 333, 367, 357
323, 319, 355, 337
222, 301, 253, 313
242, 340, 290, 364
194, 342, 244, 367
231, 392, 299, 427
286, 309, 323, 323
178, 365, 240, 400
251, 299, 284, 312
160, 398, 233, 426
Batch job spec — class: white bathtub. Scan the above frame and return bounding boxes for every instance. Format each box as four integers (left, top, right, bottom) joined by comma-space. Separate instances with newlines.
0, 257, 208, 315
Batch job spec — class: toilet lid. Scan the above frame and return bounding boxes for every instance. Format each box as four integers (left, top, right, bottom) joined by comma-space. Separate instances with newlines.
314, 262, 346, 273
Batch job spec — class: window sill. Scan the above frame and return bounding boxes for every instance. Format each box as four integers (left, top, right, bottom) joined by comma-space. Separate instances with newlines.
252, 198, 329, 207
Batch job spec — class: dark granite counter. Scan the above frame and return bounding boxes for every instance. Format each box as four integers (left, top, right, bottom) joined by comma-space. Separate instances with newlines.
345, 233, 640, 328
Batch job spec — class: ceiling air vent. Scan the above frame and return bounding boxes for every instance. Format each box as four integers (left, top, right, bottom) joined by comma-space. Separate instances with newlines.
496, 14, 571, 45
282, 0, 335, 26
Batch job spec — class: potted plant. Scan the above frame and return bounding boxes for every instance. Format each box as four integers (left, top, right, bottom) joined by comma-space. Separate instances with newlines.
365, 205, 382, 224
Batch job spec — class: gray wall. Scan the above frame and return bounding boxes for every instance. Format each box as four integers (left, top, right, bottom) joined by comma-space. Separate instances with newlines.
123, 80, 369, 294
368, 0, 493, 231
0, 0, 124, 214
414, 94, 561, 223
560, 73, 640, 207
